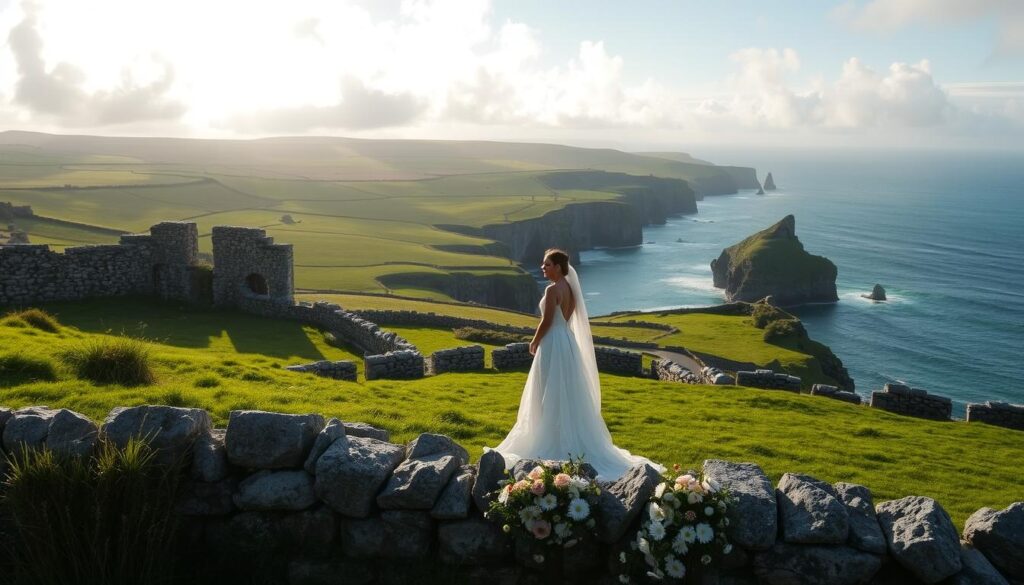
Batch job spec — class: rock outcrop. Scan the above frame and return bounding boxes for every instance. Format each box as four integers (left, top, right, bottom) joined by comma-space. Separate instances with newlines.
863, 284, 887, 301
710, 215, 838, 306
764, 172, 777, 190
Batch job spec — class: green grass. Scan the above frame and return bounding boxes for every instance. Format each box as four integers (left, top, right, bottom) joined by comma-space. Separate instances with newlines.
0, 298, 1020, 528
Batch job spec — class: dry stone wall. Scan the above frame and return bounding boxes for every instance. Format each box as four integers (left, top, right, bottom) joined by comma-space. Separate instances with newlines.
428, 345, 485, 374
966, 401, 1024, 431
593, 346, 643, 376
811, 383, 862, 405
491, 343, 534, 371
651, 359, 701, 383
2, 404, 1021, 585
737, 369, 802, 392
870, 383, 952, 421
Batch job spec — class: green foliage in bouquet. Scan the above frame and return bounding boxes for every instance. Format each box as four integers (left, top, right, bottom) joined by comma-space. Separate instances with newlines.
619, 465, 735, 583
487, 458, 602, 553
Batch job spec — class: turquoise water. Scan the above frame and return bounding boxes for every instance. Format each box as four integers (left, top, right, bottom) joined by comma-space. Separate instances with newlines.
575, 149, 1024, 411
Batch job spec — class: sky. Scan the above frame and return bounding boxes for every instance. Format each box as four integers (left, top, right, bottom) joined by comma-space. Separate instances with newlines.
0, 0, 1022, 151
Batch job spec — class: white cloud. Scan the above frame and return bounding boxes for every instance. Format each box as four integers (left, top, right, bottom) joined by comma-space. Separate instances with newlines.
836, 0, 1024, 58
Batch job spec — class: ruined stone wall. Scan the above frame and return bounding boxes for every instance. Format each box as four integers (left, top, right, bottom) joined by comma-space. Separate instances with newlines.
428, 345, 485, 375
870, 383, 952, 421
3, 404, 1018, 585
651, 359, 701, 383
965, 401, 1024, 431
0, 221, 202, 307
811, 383, 862, 405
491, 343, 533, 371
211, 226, 294, 309
736, 369, 802, 393
593, 346, 642, 376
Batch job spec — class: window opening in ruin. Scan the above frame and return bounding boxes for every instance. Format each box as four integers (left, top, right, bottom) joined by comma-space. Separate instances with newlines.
245, 273, 269, 296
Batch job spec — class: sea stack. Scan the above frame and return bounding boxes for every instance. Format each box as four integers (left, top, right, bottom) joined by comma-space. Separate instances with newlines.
862, 284, 887, 301
764, 172, 777, 190
710, 215, 838, 306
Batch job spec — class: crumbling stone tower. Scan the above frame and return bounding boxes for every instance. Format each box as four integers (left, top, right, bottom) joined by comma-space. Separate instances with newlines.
211, 227, 294, 308
143, 221, 199, 301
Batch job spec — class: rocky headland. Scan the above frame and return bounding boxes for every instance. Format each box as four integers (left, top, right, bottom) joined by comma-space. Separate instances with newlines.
711, 215, 838, 306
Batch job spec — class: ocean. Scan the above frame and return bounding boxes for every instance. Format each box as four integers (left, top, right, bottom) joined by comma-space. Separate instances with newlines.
575, 148, 1024, 412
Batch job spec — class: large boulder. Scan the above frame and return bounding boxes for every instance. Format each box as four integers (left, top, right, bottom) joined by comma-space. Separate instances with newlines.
876, 496, 962, 583
752, 543, 881, 585
314, 435, 405, 518
703, 459, 778, 550
777, 473, 849, 544
102, 405, 211, 465
431, 465, 475, 520
376, 452, 460, 509
406, 432, 469, 465
834, 482, 886, 555
234, 470, 317, 511
191, 429, 228, 483
963, 502, 1024, 581
226, 410, 324, 469
472, 449, 506, 514
303, 418, 345, 474
437, 516, 512, 565
3, 406, 98, 458
946, 545, 1011, 585
596, 463, 663, 543
340, 511, 434, 559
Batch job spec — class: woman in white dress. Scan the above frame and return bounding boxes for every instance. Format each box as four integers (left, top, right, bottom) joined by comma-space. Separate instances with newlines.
492, 249, 658, 481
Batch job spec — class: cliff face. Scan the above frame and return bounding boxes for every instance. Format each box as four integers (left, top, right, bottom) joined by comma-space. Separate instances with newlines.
719, 166, 761, 190
484, 171, 698, 264
711, 215, 838, 306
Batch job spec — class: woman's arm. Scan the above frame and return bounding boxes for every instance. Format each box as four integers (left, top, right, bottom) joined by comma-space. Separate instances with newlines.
529, 285, 556, 355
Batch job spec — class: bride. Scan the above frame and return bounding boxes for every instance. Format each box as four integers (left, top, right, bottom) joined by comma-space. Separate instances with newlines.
491, 248, 658, 482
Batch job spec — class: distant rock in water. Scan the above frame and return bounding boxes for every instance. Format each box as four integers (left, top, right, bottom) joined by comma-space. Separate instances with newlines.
862, 284, 887, 301
710, 215, 838, 306
764, 172, 777, 190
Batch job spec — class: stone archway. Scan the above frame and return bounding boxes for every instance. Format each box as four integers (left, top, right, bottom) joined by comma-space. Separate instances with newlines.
245, 273, 269, 296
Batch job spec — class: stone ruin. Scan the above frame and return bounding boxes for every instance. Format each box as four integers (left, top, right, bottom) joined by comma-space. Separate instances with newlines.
870, 383, 953, 421
811, 383, 862, 405
1, 403, 1021, 585
736, 369, 802, 392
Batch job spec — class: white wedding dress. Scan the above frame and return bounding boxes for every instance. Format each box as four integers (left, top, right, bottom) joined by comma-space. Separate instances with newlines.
491, 266, 659, 482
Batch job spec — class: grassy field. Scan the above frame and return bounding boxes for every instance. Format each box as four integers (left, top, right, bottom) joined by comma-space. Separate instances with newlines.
0, 298, 1020, 528
0, 132, 737, 299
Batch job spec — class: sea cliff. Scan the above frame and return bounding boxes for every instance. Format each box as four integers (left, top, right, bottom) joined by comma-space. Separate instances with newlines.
711, 215, 838, 306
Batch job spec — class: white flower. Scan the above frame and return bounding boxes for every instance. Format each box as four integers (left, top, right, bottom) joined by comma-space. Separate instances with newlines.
519, 505, 542, 523
696, 523, 714, 544
568, 486, 580, 499
705, 505, 715, 516
618, 575, 630, 584
498, 486, 510, 504
537, 494, 558, 511
662, 491, 676, 504
724, 517, 731, 526
687, 491, 703, 504
645, 568, 664, 580
648, 521, 666, 541
671, 531, 689, 554
701, 554, 712, 565
555, 522, 571, 539
619, 551, 628, 564
723, 543, 734, 555
704, 477, 721, 493
680, 525, 697, 544
718, 500, 728, 511
571, 477, 590, 491
637, 537, 651, 555
567, 498, 590, 521
665, 557, 686, 579
648, 502, 668, 522
654, 482, 667, 498
533, 553, 545, 564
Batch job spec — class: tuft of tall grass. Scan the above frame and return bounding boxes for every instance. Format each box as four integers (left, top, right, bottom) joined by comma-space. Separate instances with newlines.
60, 337, 156, 386
4, 309, 60, 333
2, 439, 183, 585
0, 353, 58, 386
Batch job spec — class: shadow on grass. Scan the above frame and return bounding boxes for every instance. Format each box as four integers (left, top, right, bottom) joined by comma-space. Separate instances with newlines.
38, 297, 325, 360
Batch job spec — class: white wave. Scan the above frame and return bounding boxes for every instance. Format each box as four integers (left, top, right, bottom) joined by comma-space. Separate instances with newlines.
840, 291, 912, 304
661, 275, 722, 294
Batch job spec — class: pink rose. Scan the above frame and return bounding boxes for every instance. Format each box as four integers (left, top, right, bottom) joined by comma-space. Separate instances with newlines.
528, 466, 544, 480
513, 480, 531, 493
531, 520, 551, 539
531, 480, 546, 496
553, 473, 572, 488
678, 474, 695, 485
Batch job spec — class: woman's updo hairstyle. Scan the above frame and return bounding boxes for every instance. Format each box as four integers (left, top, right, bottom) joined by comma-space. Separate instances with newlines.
544, 248, 570, 277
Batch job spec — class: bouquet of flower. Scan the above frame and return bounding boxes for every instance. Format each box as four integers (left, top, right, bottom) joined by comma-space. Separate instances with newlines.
488, 458, 602, 554
619, 465, 734, 583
